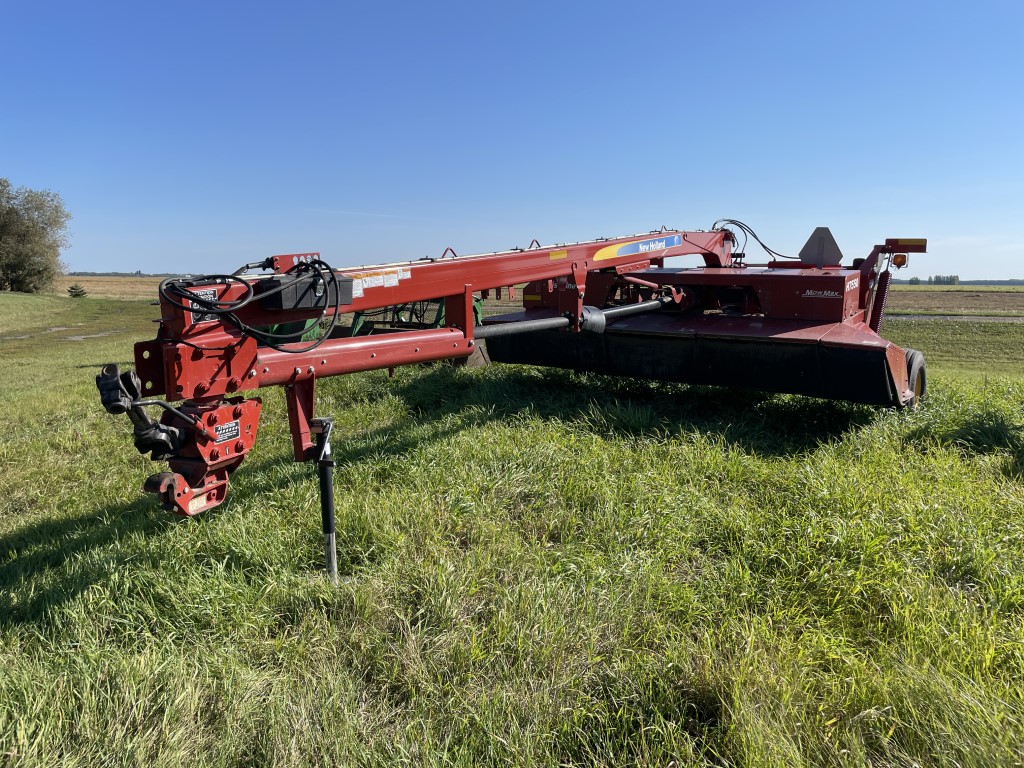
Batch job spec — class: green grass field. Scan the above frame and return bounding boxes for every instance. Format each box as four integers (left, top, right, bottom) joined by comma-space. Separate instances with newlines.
2, 293, 1023, 766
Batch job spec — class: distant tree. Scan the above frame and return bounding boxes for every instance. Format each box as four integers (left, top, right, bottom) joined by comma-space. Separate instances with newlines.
908, 276, 921, 285
0, 178, 71, 293
927, 276, 933, 285
67, 283, 87, 298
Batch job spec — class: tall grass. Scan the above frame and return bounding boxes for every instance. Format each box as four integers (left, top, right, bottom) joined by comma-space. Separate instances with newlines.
1, 294, 1023, 766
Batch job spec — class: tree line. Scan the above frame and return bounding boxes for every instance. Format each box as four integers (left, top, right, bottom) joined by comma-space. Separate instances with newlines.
908, 275, 961, 285
0, 178, 70, 293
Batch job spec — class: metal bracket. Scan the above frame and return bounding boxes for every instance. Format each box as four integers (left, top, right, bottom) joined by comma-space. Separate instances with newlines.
311, 417, 338, 583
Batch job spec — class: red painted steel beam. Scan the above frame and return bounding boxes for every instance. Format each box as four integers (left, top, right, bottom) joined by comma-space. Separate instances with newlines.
259, 327, 472, 388
272, 230, 732, 314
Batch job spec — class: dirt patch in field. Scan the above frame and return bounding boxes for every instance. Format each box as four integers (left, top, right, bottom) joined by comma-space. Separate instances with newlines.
0, 326, 125, 343
63, 330, 123, 341
52, 276, 165, 300
888, 290, 1024, 315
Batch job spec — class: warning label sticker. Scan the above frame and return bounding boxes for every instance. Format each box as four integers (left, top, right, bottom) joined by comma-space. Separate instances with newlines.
189, 288, 219, 323
348, 268, 413, 298
214, 420, 241, 443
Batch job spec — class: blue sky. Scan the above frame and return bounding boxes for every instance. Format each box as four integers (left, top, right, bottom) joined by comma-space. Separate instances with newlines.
3, 1, 1022, 279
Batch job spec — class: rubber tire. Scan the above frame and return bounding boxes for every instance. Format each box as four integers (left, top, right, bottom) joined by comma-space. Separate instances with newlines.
905, 348, 927, 407
448, 341, 491, 368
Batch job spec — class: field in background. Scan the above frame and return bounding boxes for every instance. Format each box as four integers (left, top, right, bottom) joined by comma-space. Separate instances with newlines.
882, 318, 1024, 376
892, 284, 1024, 292
887, 288, 1024, 316
49, 275, 1024, 316
2, 292, 1023, 766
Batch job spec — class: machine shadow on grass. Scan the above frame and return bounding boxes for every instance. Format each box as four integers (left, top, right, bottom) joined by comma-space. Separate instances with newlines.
383, 364, 879, 457
240, 363, 880, 498
0, 499, 171, 629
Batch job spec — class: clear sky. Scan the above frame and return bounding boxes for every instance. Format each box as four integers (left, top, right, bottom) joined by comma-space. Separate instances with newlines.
3, 1, 1022, 280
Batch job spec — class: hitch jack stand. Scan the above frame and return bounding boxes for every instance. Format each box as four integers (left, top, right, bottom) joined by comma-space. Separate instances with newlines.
311, 417, 338, 584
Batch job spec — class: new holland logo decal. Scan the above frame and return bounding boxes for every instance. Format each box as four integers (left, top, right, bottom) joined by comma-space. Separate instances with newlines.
594, 235, 682, 261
